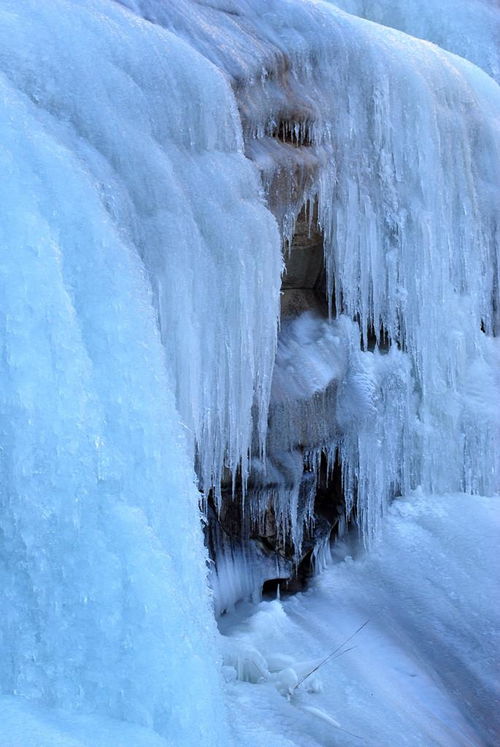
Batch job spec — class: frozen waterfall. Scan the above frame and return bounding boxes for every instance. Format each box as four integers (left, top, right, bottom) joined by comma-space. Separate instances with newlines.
0, 0, 499, 744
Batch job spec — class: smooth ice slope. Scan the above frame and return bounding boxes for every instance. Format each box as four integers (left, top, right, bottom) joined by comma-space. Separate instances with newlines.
0, 0, 283, 739
0, 699, 169, 747
223, 492, 500, 746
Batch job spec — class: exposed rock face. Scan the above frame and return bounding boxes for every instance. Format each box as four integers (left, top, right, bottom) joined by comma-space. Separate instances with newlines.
281, 205, 327, 319
210, 74, 347, 610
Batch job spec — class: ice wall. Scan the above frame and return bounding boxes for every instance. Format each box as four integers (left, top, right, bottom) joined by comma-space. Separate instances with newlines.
119, 0, 500, 601
0, 0, 284, 738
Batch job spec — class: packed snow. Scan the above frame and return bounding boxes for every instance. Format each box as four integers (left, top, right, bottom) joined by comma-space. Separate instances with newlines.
222, 492, 500, 746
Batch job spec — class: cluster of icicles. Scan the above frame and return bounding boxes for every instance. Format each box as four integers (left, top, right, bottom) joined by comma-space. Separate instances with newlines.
150, 0, 500, 560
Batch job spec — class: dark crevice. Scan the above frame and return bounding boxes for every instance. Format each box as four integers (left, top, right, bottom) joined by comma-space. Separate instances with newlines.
281, 201, 328, 319
207, 201, 351, 610
270, 119, 313, 147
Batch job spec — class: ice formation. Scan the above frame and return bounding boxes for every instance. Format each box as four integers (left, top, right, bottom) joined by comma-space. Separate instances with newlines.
1, 0, 499, 741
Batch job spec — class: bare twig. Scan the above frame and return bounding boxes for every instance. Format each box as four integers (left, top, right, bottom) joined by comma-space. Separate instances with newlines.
329, 644, 357, 661
293, 619, 369, 691
299, 705, 364, 741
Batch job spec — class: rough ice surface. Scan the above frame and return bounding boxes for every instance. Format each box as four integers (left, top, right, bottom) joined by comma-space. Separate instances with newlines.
1, 0, 499, 743
2, 0, 282, 502
0, 0, 282, 740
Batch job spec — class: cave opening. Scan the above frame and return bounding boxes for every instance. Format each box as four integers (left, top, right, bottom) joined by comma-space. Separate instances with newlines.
280, 201, 329, 320
270, 118, 313, 148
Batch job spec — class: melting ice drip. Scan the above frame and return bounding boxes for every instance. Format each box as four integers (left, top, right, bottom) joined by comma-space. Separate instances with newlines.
0, 0, 499, 739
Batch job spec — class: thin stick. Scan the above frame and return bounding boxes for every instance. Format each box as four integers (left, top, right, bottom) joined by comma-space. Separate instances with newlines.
332, 724, 364, 741
299, 706, 364, 741
293, 619, 369, 690
329, 644, 357, 661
